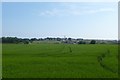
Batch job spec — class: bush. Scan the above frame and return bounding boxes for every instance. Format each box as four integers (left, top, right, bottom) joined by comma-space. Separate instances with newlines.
78, 41, 86, 44
90, 40, 96, 44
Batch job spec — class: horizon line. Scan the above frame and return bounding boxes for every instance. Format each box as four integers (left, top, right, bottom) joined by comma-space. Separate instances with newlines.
1, 36, 118, 40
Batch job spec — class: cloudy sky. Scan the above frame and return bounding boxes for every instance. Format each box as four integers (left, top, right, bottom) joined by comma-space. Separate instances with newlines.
2, 2, 118, 39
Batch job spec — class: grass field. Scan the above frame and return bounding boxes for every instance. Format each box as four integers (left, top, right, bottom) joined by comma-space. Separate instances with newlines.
2, 44, 118, 78
0, 44, 2, 78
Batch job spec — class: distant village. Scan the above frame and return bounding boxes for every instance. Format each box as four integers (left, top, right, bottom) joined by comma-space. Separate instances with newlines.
1, 37, 119, 44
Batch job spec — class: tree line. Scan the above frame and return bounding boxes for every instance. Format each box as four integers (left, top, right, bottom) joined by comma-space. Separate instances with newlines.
1, 37, 64, 44
1, 37, 97, 44
1, 37, 30, 44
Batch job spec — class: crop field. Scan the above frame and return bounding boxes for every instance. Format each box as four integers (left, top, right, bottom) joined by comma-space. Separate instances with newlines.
0, 44, 1, 78
2, 44, 118, 78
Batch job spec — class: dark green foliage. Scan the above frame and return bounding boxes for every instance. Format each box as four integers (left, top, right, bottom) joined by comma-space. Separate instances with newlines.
90, 40, 96, 44
78, 41, 86, 44
2, 37, 30, 44
1, 37, 117, 44
30, 38, 37, 41
23, 40, 29, 44
2, 37, 21, 43
68, 38, 72, 41
56, 37, 61, 41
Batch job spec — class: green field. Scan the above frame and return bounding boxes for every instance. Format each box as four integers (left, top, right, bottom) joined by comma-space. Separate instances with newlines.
0, 44, 2, 78
2, 44, 118, 78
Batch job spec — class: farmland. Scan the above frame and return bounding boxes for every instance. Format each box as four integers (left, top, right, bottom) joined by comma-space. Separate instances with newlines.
0, 43, 1, 78
2, 44, 118, 78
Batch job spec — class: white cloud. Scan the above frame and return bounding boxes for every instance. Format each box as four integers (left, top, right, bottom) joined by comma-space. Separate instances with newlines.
38, 2, 116, 16
38, 8, 115, 16
85, 8, 115, 14
39, 8, 63, 16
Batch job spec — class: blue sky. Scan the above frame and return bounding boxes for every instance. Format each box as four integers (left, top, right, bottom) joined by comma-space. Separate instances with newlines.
2, 2, 118, 39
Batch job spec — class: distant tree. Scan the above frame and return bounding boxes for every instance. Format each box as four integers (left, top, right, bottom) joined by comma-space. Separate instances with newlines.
30, 38, 37, 42
68, 38, 72, 41
90, 40, 96, 44
0, 38, 2, 43
23, 41, 29, 44
53, 38, 56, 41
78, 41, 86, 44
38, 38, 43, 41
56, 37, 61, 41
2, 37, 30, 44
118, 40, 120, 44
22, 38, 30, 44
77, 38, 83, 40
49, 37, 53, 40
46, 37, 49, 40
78, 41, 82, 44
2, 37, 19, 43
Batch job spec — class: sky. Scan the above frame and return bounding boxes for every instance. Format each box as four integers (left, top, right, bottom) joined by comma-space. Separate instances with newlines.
2, 2, 118, 40
1, 0, 119, 2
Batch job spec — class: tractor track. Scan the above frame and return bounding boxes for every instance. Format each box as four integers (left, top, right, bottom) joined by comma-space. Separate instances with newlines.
97, 50, 118, 73
68, 46, 72, 53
